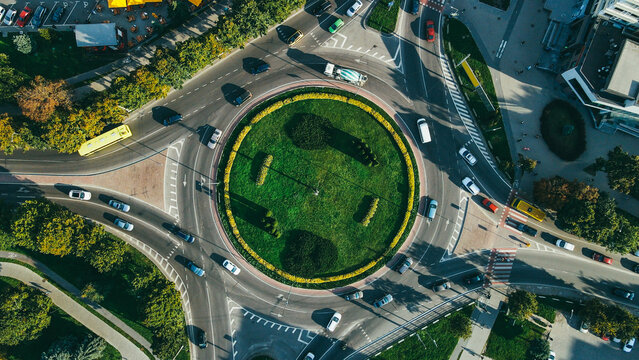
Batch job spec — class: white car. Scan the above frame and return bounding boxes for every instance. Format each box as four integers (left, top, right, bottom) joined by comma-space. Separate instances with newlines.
555, 239, 575, 251
326, 311, 341, 332
114, 218, 134, 231
207, 128, 223, 149
458, 147, 477, 166
69, 190, 92, 201
548, 351, 556, 360
624, 338, 635, 352
222, 259, 241, 275
304, 353, 315, 360
109, 199, 131, 213
3, 8, 16, 26
0, 6, 6, 23
461, 177, 480, 195
346, 0, 362, 17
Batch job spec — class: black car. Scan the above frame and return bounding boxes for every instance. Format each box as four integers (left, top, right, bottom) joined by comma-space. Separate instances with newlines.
51, 6, 64, 23
613, 287, 635, 301
250, 62, 270, 75
505, 217, 538, 237
163, 114, 183, 126
234, 89, 252, 106
464, 272, 484, 286
197, 330, 207, 348
312, 1, 332, 16
411, 0, 420, 15
634, 264, 639, 273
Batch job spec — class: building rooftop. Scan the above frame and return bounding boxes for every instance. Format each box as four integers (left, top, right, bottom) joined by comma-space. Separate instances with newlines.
74, 23, 118, 47
604, 39, 639, 101
579, 21, 624, 95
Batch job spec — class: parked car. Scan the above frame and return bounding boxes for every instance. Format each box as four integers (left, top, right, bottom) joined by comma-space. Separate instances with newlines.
481, 197, 498, 213
396, 256, 413, 274
555, 239, 575, 251
16, 6, 32, 27
505, 217, 537, 236
51, 6, 65, 23
634, 263, 639, 274
234, 89, 252, 106
461, 177, 480, 195
31, 6, 46, 28
68, 190, 92, 200
411, 0, 419, 15
312, 1, 331, 16
346, 0, 363, 17
286, 29, 304, 46
328, 18, 344, 33
624, 338, 635, 352
580, 321, 589, 333
114, 218, 134, 231
464, 272, 484, 286
304, 352, 316, 360
426, 199, 438, 220
373, 294, 393, 308
187, 261, 205, 277
163, 114, 183, 126
548, 351, 556, 360
344, 290, 363, 301
458, 146, 477, 165
433, 280, 451, 292
0, 6, 6, 23
207, 128, 223, 149
108, 199, 131, 213
425, 19, 435, 43
613, 287, 635, 301
592, 251, 613, 265
176, 229, 195, 243
3, 9, 17, 26
326, 311, 341, 332
250, 61, 270, 75
197, 329, 207, 348
222, 259, 241, 275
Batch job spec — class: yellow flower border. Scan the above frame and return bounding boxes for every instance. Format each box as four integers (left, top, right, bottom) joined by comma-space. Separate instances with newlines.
223, 92, 416, 284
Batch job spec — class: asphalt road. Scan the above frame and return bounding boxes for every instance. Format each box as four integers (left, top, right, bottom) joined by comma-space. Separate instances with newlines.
1, 1, 637, 360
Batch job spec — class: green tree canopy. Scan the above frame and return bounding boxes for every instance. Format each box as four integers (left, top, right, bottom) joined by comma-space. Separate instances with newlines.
605, 146, 639, 198
508, 290, 538, 321
0, 54, 27, 102
0, 284, 52, 345
527, 338, 550, 360
448, 312, 472, 339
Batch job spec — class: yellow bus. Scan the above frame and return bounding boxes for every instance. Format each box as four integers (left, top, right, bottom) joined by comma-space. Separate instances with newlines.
511, 198, 546, 222
78, 125, 132, 156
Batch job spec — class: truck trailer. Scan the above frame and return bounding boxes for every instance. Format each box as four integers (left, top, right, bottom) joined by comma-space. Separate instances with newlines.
324, 62, 368, 86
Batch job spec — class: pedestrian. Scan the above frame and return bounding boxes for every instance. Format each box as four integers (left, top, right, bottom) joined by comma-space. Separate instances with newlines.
520, 121, 524, 124
521, 41, 526, 45
523, 133, 528, 136
535, 134, 540, 139
517, 138, 522, 142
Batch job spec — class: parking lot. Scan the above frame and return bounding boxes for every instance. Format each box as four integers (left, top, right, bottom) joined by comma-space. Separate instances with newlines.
550, 311, 635, 359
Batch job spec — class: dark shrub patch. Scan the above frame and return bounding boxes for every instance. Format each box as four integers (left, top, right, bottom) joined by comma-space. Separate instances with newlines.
281, 230, 338, 277
287, 114, 332, 150
540, 100, 586, 161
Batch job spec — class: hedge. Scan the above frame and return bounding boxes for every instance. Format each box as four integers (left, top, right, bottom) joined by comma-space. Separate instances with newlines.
255, 154, 273, 186
360, 197, 380, 226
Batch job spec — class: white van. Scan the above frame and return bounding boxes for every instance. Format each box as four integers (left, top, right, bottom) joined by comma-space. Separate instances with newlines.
417, 118, 431, 143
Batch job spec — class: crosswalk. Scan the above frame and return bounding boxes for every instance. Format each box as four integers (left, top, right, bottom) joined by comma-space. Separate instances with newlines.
502, 208, 528, 234
486, 248, 517, 285
421, 0, 445, 12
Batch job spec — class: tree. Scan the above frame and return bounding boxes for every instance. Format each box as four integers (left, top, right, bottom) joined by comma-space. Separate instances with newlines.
533, 177, 572, 211
527, 338, 550, 360
151, 48, 190, 89
556, 198, 595, 236
518, 154, 537, 173
41, 336, 77, 360
177, 39, 210, 75
74, 335, 106, 360
605, 217, 639, 255
448, 313, 472, 339
111, 68, 169, 110
508, 290, 537, 321
288, 114, 332, 150
614, 308, 639, 341
11, 199, 58, 251
0, 114, 20, 154
87, 234, 127, 273
0, 284, 52, 345
583, 193, 618, 245
13, 34, 32, 54
38, 28, 53, 40
15, 76, 72, 123
605, 146, 639, 198
0, 54, 27, 102
81, 284, 104, 304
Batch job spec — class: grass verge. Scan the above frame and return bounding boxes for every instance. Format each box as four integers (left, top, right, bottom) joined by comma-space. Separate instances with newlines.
367, 0, 401, 34
484, 312, 546, 360
0, 276, 121, 360
442, 17, 514, 180
539, 99, 586, 161
372, 305, 474, 360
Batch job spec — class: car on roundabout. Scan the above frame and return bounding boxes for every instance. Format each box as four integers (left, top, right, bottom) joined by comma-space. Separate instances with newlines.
163, 114, 183, 126
222, 259, 241, 275
108, 199, 130, 212
207, 128, 223, 149
326, 311, 341, 332
187, 261, 205, 277
344, 290, 363, 301
426, 199, 438, 220
250, 61, 270, 75
69, 190, 91, 200
114, 218, 134, 231
197, 330, 207, 348
396, 256, 413, 274
373, 294, 393, 308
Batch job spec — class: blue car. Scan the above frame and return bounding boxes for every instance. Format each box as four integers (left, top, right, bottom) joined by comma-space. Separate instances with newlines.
411, 0, 420, 15
31, 6, 47, 28
187, 261, 205, 277
51, 6, 64, 23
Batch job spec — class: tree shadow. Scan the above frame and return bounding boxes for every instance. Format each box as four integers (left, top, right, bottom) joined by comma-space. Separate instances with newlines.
151, 106, 179, 126
353, 195, 374, 224
250, 151, 269, 183
228, 191, 267, 229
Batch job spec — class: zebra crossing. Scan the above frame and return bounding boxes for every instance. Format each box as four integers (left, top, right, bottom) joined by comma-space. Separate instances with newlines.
486, 248, 517, 285
421, 0, 445, 12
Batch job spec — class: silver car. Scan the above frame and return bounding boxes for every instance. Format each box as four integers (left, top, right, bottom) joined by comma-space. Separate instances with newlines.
109, 199, 131, 213
114, 218, 134, 231
207, 128, 222, 149
458, 146, 477, 166
3, 8, 16, 26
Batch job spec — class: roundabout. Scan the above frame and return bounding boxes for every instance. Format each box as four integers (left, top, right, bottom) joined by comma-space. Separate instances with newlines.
218, 89, 419, 288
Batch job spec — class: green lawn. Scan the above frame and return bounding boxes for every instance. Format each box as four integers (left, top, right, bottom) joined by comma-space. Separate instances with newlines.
443, 18, 514, 180
373, 306, 474, 360
539, 100, 586, 161
0, 31, 123, 80
534, 297, 557, 323
0, 277, 120, 360
367, 0, 401, 34
230, 98, 410, 277
484, 312, 546, 360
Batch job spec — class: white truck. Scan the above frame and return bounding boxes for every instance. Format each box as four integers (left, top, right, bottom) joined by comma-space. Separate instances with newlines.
324, 62, 368, 86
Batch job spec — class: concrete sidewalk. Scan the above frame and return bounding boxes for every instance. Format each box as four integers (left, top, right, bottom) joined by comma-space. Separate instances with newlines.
0, 251, 153, 356
0, 260, 149, 360
449, 288, 506, 360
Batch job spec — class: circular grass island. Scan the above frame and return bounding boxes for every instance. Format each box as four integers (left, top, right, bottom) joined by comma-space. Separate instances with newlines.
218, 88, 419, 288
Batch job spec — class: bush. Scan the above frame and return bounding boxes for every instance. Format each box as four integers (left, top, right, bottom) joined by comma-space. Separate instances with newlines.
13, 34, 32, 54
540, 99, 586, 161
287, 114, 332, 150
360, 197, 380, 226
281, 230, 338, 277
255, 154, 273, 185
354, 139, 379, 166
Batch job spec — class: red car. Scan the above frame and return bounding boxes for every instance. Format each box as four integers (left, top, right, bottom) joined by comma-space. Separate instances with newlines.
482, 197, 498, 213
426, 20, 435, 43
592, 252, 613, 265
16, 6, 32, 27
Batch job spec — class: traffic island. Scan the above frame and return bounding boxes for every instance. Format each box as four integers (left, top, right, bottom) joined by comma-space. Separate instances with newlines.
217, 88, 419, 289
